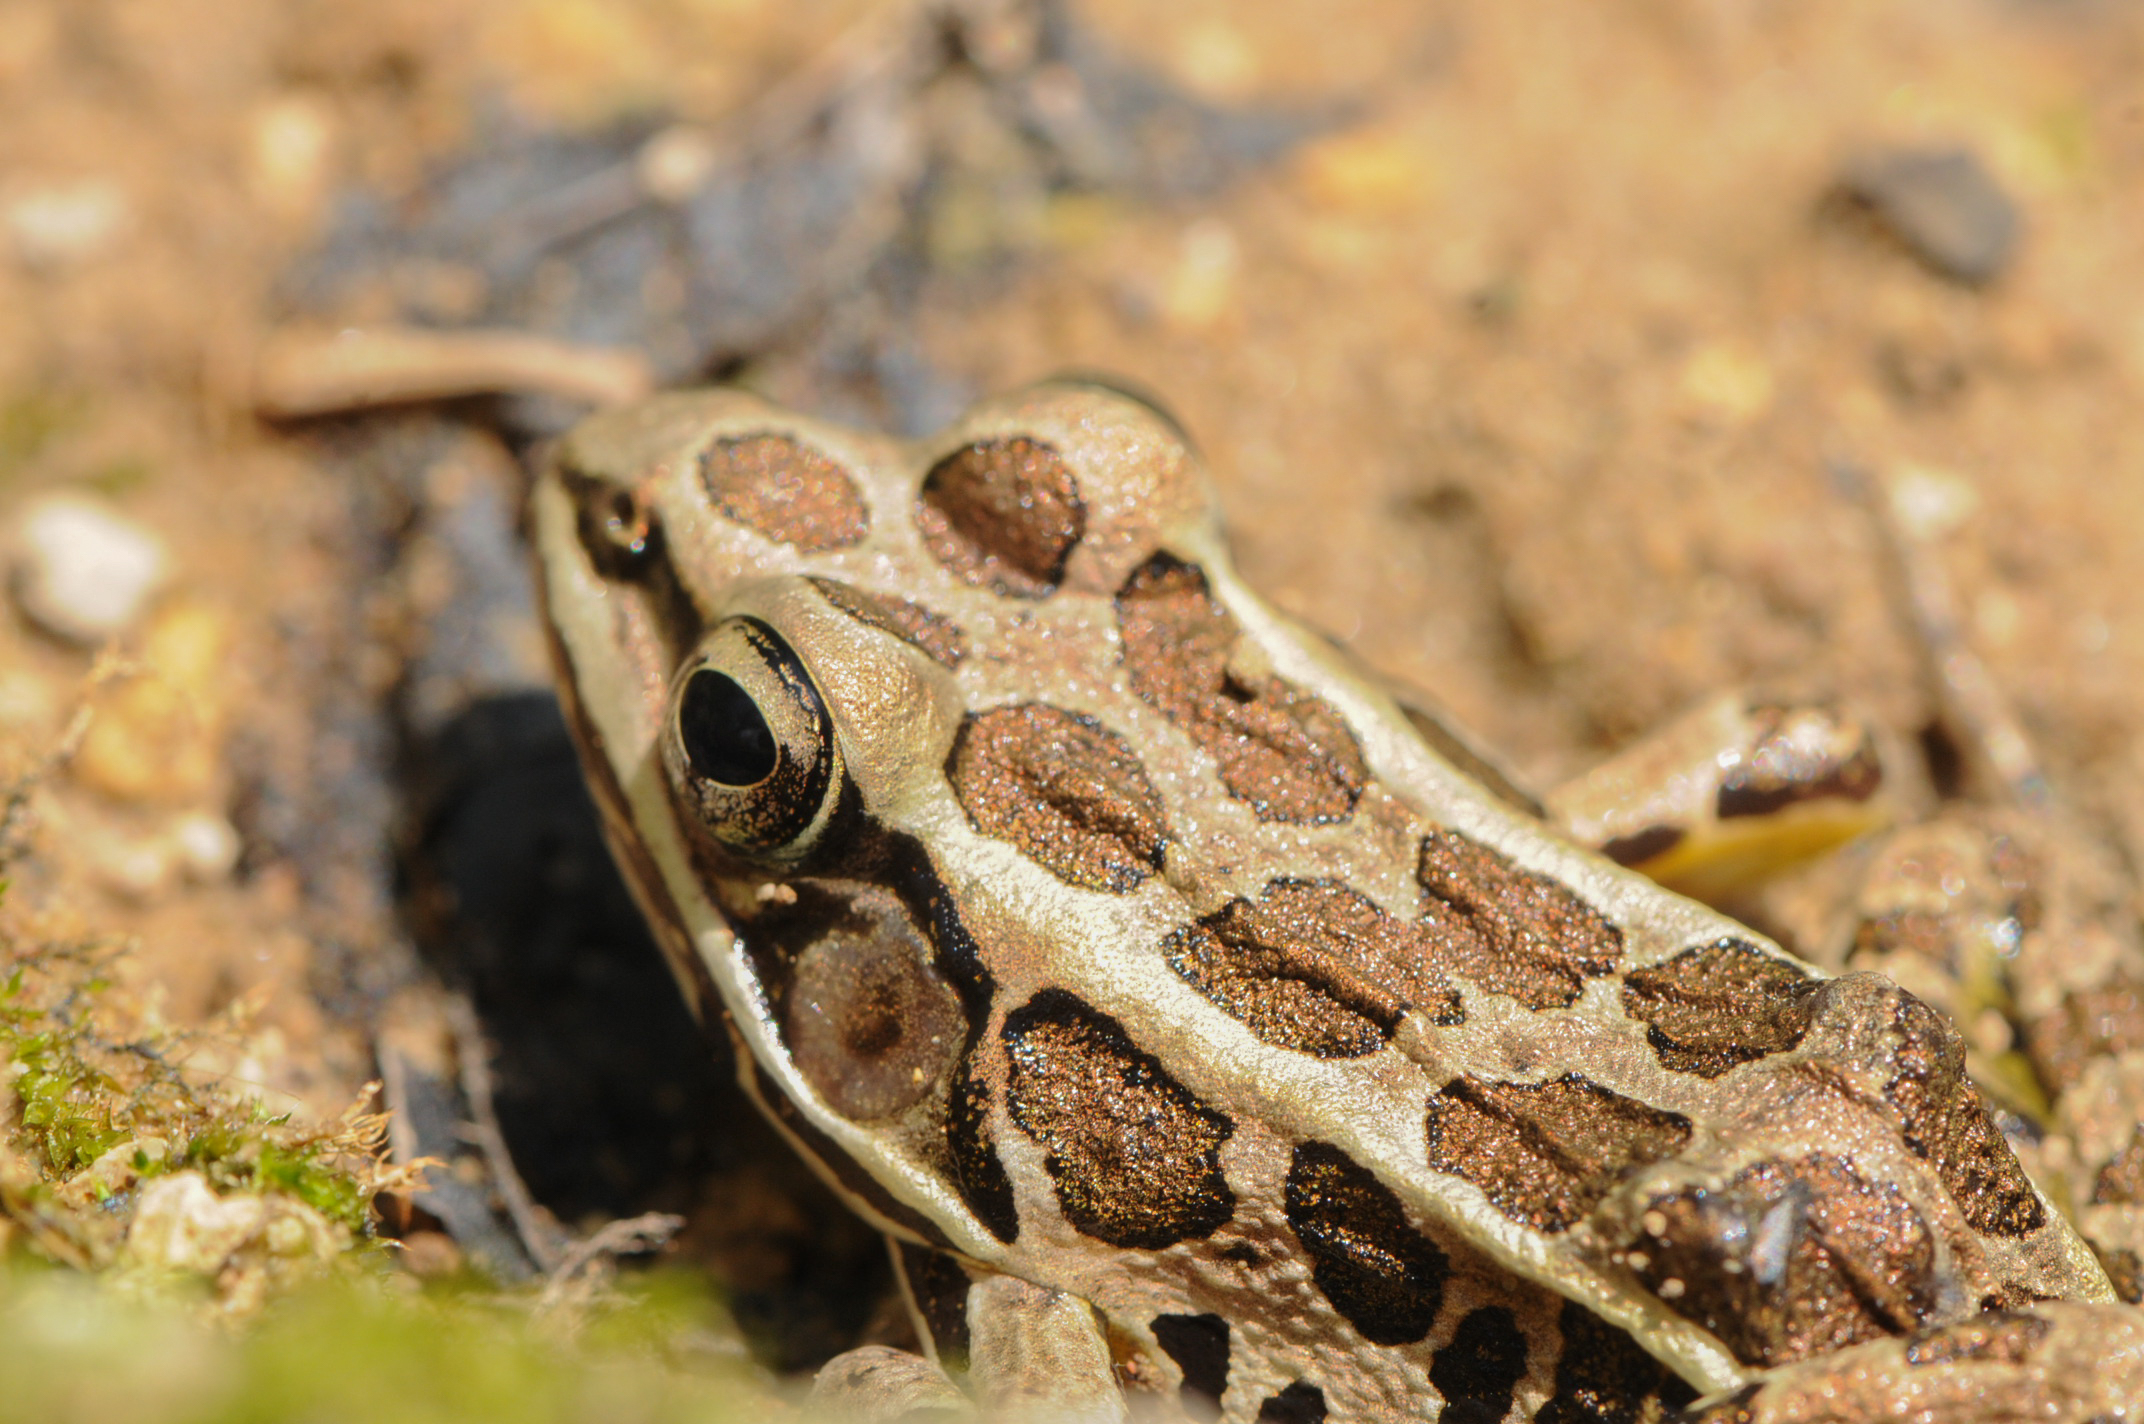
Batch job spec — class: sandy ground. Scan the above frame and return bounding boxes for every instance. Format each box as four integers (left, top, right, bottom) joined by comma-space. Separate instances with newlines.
1, 0, 2140, 1367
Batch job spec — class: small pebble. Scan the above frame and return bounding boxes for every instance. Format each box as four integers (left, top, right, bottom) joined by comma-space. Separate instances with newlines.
1888, 462, 1979, 541
396, 1230, 466, 1279
636, 124, 718, 204
1836, 146, 2020, 285
1296, 128, 1436, 217
3, 179, 130, 268
1174, 20, 1260, 99
10, 493, 170, 645
72, 600, 233, 804
172, 810, 242, 881
91, 832, 177, 900
248, 94, 336, 226
1163, 219, 1240, 332
126, 1172, 265, 1275
1677, 342, 1775, 426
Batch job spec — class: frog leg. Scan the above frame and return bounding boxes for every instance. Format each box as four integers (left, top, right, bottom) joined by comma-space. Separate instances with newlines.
1680, 1301, 2144, 1422
1853, 469, 2144, 1309
807, 1345, 974, 1422
810, 1244, 1126, 1423
965, 1273, 1127, 1424
1547, 689, 1898, 906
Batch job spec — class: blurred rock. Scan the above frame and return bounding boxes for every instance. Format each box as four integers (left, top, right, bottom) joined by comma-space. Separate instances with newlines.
1888, 461, 1980, 541
248, 94, 338, 228
10, 493, 170, 645
1295, 127, 1438, 216
86, 827, 180, 900
4, 179, 131, 269
172, 809, 243, 881
1163, 219, 1241, 331
395, 1229, 466, 1279
1836, 146, 2020, 285
126, 1173, 266, 1275
1677, 342, 1776, 427
73, 601, 233, 804
282, 0, 1341, 437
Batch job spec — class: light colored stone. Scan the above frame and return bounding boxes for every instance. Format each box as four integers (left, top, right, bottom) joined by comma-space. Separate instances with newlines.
11, 493, 170, 645
4, 179, 130, 268
171, 810, 241, 881
1889, 461, 1980, 541
73, 600, 232, 804
247, 94, 337, 227
125, 1172, 265, 1276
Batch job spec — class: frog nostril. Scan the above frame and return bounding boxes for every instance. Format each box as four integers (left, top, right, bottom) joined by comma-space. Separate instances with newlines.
569, 474, 665, 577
680, 668, 778, 785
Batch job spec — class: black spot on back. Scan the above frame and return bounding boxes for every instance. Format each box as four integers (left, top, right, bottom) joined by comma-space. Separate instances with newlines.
1428, 1307, 1528, 1424
1284, 1141, 1450, 1345
946, 1049, 1019, 1243
1152, 1313, 1230, 1421
1256, 1381, 1328, 1423
1003, 990, 1236, 1249
1537, 1301, 1697, 1424
880, 836, 1017, 1242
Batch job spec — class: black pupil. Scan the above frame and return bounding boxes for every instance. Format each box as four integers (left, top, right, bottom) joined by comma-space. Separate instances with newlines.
680, 669, 779, 786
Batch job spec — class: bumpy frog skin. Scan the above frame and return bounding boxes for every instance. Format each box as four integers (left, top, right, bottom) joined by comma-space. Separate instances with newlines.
533, 380, 2140, 1422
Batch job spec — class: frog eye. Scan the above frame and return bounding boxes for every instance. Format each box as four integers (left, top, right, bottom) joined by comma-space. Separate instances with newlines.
663, 617, 841, 858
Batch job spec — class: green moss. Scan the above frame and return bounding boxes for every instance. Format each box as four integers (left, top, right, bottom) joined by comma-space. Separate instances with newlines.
1, 941, 390, 1274
0, 1268, 778, 1424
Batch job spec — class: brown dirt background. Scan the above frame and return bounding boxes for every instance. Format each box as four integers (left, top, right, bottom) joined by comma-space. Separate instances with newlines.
0, 0, 2140, 1324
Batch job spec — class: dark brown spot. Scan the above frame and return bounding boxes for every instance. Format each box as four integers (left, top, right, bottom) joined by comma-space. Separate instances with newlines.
1903, 1311, 2051, 1368
1630, 1153, 1937, 1368
947, 1049, 1019, 1244
1537, 1301, 1697, 1424
1116, 554, 1366, 825
1424, 1074, 1692, 1232
1152, 1313, 1229, 1421
946, 705, 1169, 893
916, 437, 1084, 597
2025, 974, 2144, 1096
1416, 829, 1623, 1009
2093, 1129, 2144, 1205
1979, 1280, 2054, 1314
1166, 879, 1465, 1058
1256, 1383, 1328, 1424
1715, 704, 1883, 819
1284, 1141, 1450, 1346
1866, 984, 2046, 1238
808, 577, 967, 667
782, 903, 965, 1121
700, 433, 868, 551
1428, 1306, 1528, 1424
1003, 990, 1235, 1249
1621, 939, 1820, 1078
1600, 824, 1685, 866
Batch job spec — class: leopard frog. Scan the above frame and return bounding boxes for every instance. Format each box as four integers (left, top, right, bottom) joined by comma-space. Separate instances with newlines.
533, 380, 2140, 1422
